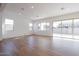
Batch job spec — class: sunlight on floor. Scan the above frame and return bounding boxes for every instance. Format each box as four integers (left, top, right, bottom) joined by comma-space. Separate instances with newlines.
53, 33, 79, 41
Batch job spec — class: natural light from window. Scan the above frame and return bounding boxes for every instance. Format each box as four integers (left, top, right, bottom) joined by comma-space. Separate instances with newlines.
29, 23, 33, 30
5, 18, 14, 31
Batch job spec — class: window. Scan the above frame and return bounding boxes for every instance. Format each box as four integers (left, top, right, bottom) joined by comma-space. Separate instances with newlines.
73, 19, 79, 35
47, 22, 50, 26
73, 19, 79, 39
5, 18, 14, 31
40, 22, 46, 31
62, 20, 72, 34
61, 20, 72, 38
53, 21, 62, 33
53, 20, 72, 38
39, 22, 50, 31
53, 21, 62, 37
46, 22, 50, 30
29, 23, 33, 30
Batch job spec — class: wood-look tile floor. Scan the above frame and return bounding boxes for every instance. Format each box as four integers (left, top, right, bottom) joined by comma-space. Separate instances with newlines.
0, 35, 62, 56
0, 35, 79, 56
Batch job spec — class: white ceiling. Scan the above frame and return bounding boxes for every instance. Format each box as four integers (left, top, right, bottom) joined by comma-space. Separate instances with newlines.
3, 3, 79, 20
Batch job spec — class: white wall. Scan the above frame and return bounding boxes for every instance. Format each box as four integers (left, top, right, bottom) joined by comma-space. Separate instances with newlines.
2, 10, 31, 38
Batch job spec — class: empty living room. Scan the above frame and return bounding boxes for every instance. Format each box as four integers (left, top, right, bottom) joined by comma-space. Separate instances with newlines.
1, 2, 79, 57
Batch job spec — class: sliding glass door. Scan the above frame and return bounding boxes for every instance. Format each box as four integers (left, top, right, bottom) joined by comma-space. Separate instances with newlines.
61, 20, 72, 38
53, 21, 62, 37
53, 19, 79, 40
73, 19, 79, 39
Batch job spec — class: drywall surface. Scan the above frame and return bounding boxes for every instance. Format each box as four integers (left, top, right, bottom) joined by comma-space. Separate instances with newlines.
2, 10, 31, 38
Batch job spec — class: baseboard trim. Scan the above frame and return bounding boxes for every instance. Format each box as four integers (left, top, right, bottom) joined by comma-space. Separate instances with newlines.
30, 34, 53, 37
3, 34, 53, 40
3, 34, 31, 39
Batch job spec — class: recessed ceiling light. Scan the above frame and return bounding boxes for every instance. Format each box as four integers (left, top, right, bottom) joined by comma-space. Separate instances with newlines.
31, 6, 34, 9
18, 12, 22, 15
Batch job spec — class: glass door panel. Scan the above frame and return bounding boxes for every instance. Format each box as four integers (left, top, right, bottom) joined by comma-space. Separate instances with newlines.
61, 20, 72, 38
53, 21, 62, 37
73, 19, 79, 39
